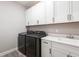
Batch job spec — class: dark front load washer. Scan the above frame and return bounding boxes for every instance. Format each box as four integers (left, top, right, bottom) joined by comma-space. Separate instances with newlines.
18, 31, 47, 57
18, 32, 26, 55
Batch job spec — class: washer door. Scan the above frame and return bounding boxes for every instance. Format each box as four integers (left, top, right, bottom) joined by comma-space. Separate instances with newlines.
26, 36, 36, 57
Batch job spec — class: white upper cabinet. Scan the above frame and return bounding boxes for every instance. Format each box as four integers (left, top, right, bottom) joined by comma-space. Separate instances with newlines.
26, 1, 46, 26
26, 1, 79, 26
26, 10, 31, 26
25, 13, 29, 26
54, 1, 70, 23
31, 1, 46, 25
26, 7, 37, 26
45, 1, 55, 24
72, 1, 79, 22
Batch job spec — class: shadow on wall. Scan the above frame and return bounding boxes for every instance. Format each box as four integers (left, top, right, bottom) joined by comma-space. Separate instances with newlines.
0, 1, 26, 53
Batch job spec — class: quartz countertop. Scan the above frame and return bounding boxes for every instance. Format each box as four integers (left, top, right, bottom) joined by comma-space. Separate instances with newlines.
41, 36, 79, 47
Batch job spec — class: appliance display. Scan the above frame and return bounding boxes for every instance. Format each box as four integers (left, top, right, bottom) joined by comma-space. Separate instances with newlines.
18, 30, 47, 57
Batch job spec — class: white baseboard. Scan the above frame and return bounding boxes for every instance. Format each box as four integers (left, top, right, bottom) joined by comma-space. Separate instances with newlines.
0, 47, 17, 57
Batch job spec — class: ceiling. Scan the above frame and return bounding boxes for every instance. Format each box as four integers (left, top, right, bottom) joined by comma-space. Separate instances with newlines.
16, 1, 40, 9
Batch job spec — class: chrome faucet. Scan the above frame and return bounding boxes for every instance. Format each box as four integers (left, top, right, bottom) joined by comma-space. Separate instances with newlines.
66, 34, 74, 39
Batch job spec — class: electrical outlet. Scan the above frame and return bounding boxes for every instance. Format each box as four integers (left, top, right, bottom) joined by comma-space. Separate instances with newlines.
56, 29, 59, 33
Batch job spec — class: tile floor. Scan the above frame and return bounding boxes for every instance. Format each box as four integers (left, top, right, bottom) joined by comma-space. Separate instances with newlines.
2, 50, 25, 57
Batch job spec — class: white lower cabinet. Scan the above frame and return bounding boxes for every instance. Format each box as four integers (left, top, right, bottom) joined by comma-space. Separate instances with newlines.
52, 47, 68, 57
41, 39, 52, 57
41, 39, 79, 57
70, 52, 79, 57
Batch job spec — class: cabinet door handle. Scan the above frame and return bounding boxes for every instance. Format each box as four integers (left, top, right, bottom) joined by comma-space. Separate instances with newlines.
37, 20, 39, 24
28, 22, 29, 25
49, 48, 51, 54
52, 17, 55, 23
43, 42, 48, 44
67, 54, 72, 57
67, 14, 72, 21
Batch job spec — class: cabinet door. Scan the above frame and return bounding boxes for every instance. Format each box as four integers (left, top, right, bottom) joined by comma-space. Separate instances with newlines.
52, 47, 68, 57
54, 1, 70, 23
31, 2, 46, 25
52, 42, 69, 57
41, 39, 52, 57
25, 7, 37, 26
25, 14, 29, 26
70, 52, 79, 57
25, 11, 30, 26
72, 1, 79, 22
45, 1, 55, 24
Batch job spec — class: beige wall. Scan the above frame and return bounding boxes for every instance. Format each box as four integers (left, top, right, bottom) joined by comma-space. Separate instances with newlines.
0, 2, 26, 53
30, 22, 79, 35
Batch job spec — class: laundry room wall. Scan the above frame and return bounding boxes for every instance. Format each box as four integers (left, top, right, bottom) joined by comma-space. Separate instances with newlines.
0, 1, 26, 53
29, 22, 79, 35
